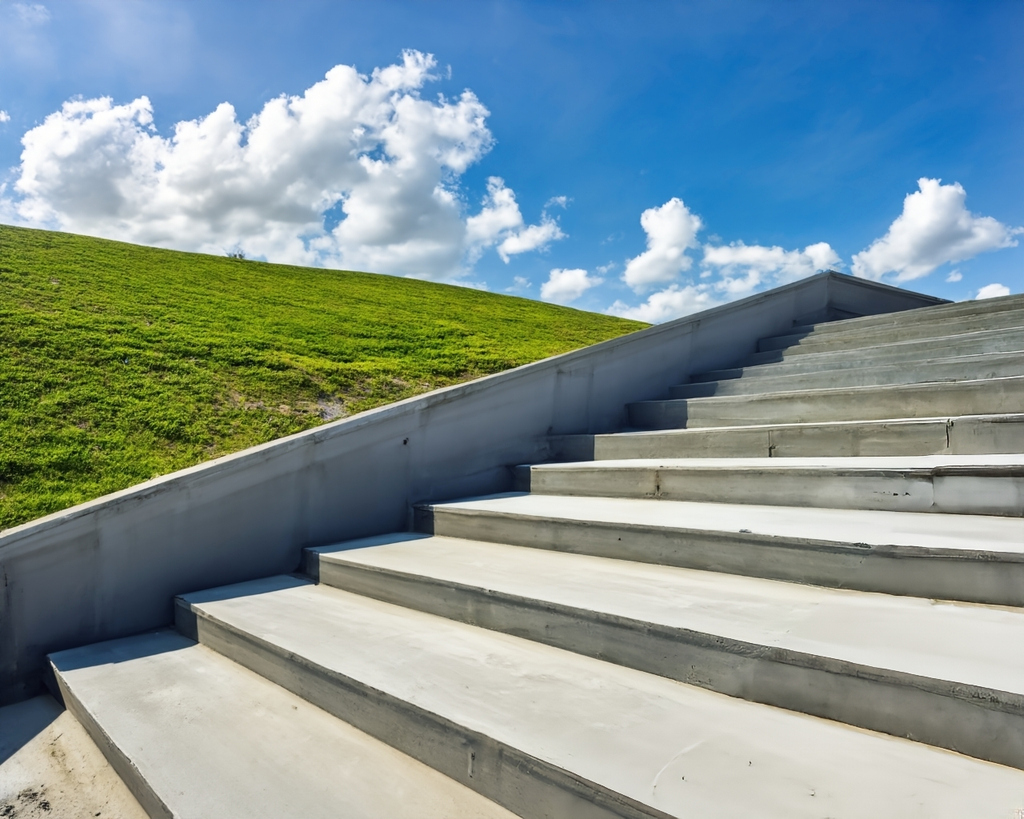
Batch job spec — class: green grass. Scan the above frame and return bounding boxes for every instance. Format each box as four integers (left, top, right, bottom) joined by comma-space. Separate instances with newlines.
0, 224, 646, 530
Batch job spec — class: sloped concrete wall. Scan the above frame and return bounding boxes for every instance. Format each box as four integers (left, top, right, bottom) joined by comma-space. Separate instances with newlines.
0, 273, 944, 704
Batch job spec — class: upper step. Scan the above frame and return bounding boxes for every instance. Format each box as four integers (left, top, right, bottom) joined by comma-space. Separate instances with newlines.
788, 291, 1024, 337
587, 414, 1024, 459
757, 302, 1024, 354
696, 326, 1024, 381
740, 324, 1024, 368
628, 375, 1024, 430
49, 629, 517, 819
176, 575, 1024, 818
516, 455, 1024, 516
419, 492, 1024, 606
308, 532, 1024, 768
671, 349, 1024, 399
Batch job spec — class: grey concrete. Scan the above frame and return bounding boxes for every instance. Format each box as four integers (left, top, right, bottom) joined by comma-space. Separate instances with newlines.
787, 291, 1024, 336
587, 415, 1024, 459
420, 493, 1024, 605
49, 630, 518, 819
757, 304, 1024, 353
0, 695, 147, 819
519, 455, 1024, 516
671, 349, 1024, 398
0, 271, 942, 705
741, 324, 1024, 368
629, 375, 1024, 429
309, 533, 1024, 767
173, 576, 1024, 817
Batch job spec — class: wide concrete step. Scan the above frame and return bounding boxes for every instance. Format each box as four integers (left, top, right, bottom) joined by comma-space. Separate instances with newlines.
48, 630, 515, 819
516, 455, 1024, 516
788, 291, 1024, 337
418, 493, 1024, 606
628, 375, 1024, 430
176, 576, 1024, 817
737, 325, 1024, 368
757, 305, 1024, 354
586, 414, 1024, 459
308, 533, 1024, 768
672, 350, 1024, 399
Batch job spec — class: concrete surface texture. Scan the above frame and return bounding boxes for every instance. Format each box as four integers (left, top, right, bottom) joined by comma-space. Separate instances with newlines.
0, 271, 943, 706
19, 279, 1024, 816
0, 695, 147, 819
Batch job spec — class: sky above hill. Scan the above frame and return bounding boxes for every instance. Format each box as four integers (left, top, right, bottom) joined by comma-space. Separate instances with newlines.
1, 0, 1021, 321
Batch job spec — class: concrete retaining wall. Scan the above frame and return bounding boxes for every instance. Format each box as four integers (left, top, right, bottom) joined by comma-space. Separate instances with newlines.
0, 272, 944, 704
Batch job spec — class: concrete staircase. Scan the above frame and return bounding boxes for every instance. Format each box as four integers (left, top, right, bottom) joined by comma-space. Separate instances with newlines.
49, 294, 1024, 817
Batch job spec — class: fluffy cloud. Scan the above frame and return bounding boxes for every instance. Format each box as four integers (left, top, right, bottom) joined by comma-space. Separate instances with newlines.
465, 176, 565, 265
852, 178, 1022, 282
540, 267, 603, 304
0, 110, 9, 123
976, 283, 1011, 299
607, 283, 717, 323
946, 269, 963, 283
622, 198, 703, 292
6, 51, 559, 280
702, 240, 841, 296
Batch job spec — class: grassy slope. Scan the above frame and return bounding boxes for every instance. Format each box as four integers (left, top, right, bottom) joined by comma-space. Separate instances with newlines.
0, 225, 646, 529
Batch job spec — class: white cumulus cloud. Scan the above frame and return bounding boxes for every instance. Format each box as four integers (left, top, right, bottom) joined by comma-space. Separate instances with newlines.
946, 269, 963, 283
0, 110, 9, 123
702, 240, 841, 296
607, 284, 717, 323
976, 283, 1011, 299
852, 178, 1022, 282
622, 198, 703, 293
540, 267, 603, 305
4, 51, 558, 281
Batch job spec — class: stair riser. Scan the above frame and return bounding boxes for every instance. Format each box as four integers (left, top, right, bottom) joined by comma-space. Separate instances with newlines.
672, 354, 1024, 399
594, 416, 1024, 459
629, 378, 1024, 430
420, 508, 1024, 607
523, 468, 1024, 516
740, 327, 1024, 368
176, 603, 666, 819
758, 310, 1024, 353
311, 558, 1024, 770
788, 295, 1024, 338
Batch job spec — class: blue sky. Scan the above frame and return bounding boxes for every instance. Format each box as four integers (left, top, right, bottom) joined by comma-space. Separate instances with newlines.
0, 0, 1021, 321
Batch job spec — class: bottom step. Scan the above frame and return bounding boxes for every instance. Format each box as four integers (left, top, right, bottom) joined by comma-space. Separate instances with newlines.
49, 630, 517, 819
174, 576, 1024, 818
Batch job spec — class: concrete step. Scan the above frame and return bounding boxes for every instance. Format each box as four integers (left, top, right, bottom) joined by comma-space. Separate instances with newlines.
739, 325, 1024, 368
757, 305, 1024, 354
696, 327, 1024, 381
418, 492, 1024, 606
628, 375, 1024, 430
48, 630, 516, 819
787, 291, 1024, 337
515, 455, 1024, 516
585, 414, 1024, 459
672, 350, 1024, 399
308, 533, 1024, 768
175, 576, 1024, 817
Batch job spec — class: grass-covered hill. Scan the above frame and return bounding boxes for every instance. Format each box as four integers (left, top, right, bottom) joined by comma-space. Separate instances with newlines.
0, 225, 646, 530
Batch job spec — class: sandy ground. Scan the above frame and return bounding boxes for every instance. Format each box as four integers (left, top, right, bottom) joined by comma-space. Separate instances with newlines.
0, 694, 148, 819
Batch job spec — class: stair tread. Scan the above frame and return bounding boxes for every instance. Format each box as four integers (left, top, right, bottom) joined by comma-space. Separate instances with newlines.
314, 533, 1024, 699
50, 630, 516, 819
181, 576, 1024, 817
427, 492, 1024, 555
531, 453, 1024, 474
601, 413, 1024, 438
